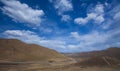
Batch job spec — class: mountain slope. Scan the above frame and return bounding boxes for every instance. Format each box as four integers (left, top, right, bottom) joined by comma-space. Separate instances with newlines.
65, 47, 120, 67
0, 38, 66, 62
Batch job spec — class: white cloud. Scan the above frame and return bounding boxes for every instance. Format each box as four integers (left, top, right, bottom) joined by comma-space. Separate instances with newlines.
3, 30, 43, 43
94, 15, 105, 23
71, 31, 109, 45
74, 13, 97, 25
94, 4, 104, 14
70, 32, 80, 41
74, 4, 104, 25
74, 17, 88, 25
69, 29, 120, 52
1, 0, 44, 26
50, 0, 73, 15
61, 15, 71, 22
49, 0, 73, 23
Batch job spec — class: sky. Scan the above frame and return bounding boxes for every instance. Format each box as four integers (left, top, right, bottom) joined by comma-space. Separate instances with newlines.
0, 0, 120, 53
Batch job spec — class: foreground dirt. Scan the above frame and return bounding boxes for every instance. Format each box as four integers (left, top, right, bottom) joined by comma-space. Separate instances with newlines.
0, 62, 120, 71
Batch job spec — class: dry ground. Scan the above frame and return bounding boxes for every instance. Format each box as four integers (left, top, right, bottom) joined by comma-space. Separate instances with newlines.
0, 62, 120, 71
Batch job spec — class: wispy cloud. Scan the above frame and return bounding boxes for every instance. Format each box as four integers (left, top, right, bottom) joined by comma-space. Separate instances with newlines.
1, 0, 44, 26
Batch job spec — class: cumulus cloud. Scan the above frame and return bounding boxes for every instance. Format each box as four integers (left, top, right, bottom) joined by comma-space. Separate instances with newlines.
1, 0, 44, 26
74, 4, 104, 25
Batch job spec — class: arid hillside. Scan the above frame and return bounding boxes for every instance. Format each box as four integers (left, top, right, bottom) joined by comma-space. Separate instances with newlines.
0, 38, 77, 71
0, 38, 67, 62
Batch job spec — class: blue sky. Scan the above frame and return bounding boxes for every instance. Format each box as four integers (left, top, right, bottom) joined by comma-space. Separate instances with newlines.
0, 0, 120, 53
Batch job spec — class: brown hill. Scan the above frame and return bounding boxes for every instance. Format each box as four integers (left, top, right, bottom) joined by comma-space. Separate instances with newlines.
0, 38, 67, 62
65, 47, 120, 67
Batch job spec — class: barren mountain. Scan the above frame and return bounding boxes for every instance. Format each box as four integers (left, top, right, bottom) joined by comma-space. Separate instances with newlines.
0, 38, 67, 62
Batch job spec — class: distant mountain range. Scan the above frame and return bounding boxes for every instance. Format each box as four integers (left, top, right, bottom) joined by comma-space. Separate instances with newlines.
64, 47, 120, 67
